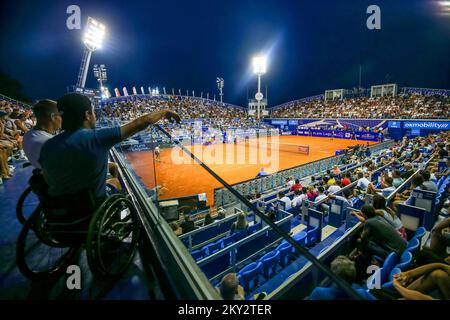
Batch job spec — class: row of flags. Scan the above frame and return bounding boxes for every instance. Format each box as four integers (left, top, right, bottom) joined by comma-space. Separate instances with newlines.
112, 86, 216, 100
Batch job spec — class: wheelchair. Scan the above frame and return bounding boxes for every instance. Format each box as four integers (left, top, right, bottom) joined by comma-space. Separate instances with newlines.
16, 163, 42, 226
16, 186, 141, 281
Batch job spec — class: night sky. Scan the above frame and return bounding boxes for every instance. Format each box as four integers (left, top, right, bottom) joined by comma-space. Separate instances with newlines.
1, 0, 449, 107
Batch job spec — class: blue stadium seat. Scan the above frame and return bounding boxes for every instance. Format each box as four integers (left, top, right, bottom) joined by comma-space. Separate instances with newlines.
276, 242, 293, 267
247, 222, 262, 235
259, 250, 280, 279
412, 227, 426, 242
203, 240, 223, 256
306, 226, 320, 246
381, 267, 402, 290
380, 252, 398, 284
396, 251, 413, 271
406, 238, 420, 256
191, 249, 204, 261
222, 233, 237, 247
238, 262, 262, 293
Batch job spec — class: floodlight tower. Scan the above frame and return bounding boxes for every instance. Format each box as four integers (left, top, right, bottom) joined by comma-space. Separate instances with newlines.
76, 17, 106, 88
93, 64, 108, 97
216, 77, 224, 104
252, 56, 267, 120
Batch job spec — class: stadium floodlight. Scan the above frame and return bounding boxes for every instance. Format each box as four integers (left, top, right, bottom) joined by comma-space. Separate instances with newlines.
252, 55, 267, 120
76, 17, 107, 89
252, 56, 267, 75
83, 17, 106, 50
216, 77, 224, 104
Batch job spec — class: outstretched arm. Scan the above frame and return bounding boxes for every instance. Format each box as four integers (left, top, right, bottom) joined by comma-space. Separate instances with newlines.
120, 109, 180, 141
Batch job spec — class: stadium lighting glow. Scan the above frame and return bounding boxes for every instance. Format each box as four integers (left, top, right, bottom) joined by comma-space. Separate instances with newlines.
253, 56, 267, 75
83, 17, 106, 51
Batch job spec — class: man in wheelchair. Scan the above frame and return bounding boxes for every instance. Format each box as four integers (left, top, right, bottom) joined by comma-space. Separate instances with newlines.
36, 93, 180, 237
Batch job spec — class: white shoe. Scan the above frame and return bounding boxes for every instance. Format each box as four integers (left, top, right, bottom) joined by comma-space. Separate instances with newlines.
9, 165, 15, 171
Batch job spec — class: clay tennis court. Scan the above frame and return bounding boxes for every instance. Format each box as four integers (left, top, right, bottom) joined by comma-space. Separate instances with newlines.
125, 136, 377, 205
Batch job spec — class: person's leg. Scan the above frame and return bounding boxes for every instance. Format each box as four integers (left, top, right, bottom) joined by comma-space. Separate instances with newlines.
430, 230, 447, 256
407, 269, 450, 300
106, 178, 122, 191
108, 162, 119, 178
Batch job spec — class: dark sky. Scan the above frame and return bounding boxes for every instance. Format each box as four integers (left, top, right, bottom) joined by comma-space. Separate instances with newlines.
1, 0, 449, 107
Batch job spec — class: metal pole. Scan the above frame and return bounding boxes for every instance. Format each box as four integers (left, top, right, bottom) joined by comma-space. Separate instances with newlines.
257, 74, 261, 120
80, 49, 92, 88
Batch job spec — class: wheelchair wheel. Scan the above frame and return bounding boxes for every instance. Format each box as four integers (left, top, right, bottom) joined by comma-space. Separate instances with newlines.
16, 210, 80, 281
86, 195, 140, 278
16, 187, 40, 225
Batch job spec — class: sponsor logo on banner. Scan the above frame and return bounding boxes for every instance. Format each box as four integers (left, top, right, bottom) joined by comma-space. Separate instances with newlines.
403, 121, 449, 130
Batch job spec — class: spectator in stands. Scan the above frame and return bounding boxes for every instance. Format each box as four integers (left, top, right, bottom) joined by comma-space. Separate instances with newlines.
331, 165, 341, 176
230, 213, 248, 234
357, 205, 406, 259
292, 188, 308, 208
393, 263, 450, 300
315, 186, 327, 203
203, 213, 214, 226
368, 175, 396, 198
309, 256, 376, 300
285, 176, 295, 188
0, 110, 14, 179
420, 170, 438, 193
39, 93, 180, 210
354, 171, 370, 196
327, 180, 342, 194
278, 191, 291, 211
392, 169, 404, 188
430, 217, 450, 258
401, 163, 415, 180
307, 186, 318, 201
179, 213, 197, 234
218, 273, 245, 300
372, 194, 406, 239
341, 172, 352, 187
290, 179, 302, 192
23, 100, 61, 169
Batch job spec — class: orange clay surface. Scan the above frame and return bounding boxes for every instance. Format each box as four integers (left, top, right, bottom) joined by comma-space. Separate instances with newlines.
125, 136, 376, 205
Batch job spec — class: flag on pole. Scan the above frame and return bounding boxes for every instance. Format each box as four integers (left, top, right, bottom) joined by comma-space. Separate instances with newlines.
140, 86, 145, 95
163, 87, 166, 95
148, 87, 151, 95
178, 89, 181, 95
123, 87, 129, 96
114, 88, 121, 97
172, 88, 175, 95
132, 86, 137, 95
206, 93, 209, 99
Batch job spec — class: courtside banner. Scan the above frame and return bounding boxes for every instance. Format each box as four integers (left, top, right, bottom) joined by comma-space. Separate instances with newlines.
296, 129, 379, 141
403, 121, 450, 130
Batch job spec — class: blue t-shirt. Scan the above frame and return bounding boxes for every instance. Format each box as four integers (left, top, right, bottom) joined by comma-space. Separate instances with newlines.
39, 127, 122, 199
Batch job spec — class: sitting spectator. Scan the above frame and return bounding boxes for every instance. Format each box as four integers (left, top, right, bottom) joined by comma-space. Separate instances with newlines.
307, 186, 318, 201
341, 172, 352, 187
327, 180, 342, 194
354, 171, 371, 195
331, 165, 341, 176
309, 256, 376, 300
179, 213, 196, 234
357, 205, 406, 259
203, 213, 214, 226
420, 170, 438, 193
392, 169, 404, 188
372, 194, 406, 239
230, 213, 248, 234
315, 186, 327, 203
368, 175, 396, 198
393, 263, 450, 300
23, 100, 61, 169
292, 188, 308, 208
285, 176, 295, 188
217, 273, 245, 300
430, 218, 450, 257
401, 163, 415, 180
278, 191, 291, 211
290, 178, 302, 192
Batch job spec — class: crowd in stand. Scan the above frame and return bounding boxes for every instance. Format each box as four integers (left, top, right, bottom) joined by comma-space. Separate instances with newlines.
0, 100, 32, 182
100, 96, 271, 131
272, 94, 450, 119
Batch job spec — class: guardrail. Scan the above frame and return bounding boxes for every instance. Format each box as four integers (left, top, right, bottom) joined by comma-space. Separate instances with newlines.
0, 93, 32, 108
